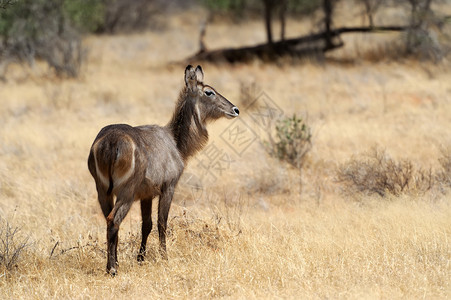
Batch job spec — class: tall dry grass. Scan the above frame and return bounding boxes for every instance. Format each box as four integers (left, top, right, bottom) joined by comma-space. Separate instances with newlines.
0, 7, 450, 299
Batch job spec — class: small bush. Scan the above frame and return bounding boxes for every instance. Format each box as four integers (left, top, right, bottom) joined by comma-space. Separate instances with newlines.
337, 148, 434, 197
0, 219, 30, 272
267, 114, 312, 169
63, 0, 105, 33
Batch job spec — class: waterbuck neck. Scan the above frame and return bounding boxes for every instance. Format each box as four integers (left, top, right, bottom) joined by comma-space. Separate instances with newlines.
166, 87, 208, 162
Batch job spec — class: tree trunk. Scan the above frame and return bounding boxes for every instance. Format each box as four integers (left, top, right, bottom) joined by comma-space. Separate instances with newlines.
263, 0, 274, 45
323, 0, 334, 49
280, 0, 287, 41
363, 0, 374, 27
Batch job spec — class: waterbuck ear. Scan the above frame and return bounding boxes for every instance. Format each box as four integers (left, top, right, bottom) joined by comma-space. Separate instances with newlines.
184, 65, 197, 91
195, 65, 204, 82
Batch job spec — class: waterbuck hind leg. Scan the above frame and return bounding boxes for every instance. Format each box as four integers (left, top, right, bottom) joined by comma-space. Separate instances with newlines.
157, 182, 176, 259
106, 221, 119, 275
96, 184, 114, 219
106, 194, 134, 276
137, 198, 153, 262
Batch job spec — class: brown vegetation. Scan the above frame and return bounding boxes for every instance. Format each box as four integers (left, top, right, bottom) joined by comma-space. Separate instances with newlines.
337, 147, 436, 197
0, 219, 30, 273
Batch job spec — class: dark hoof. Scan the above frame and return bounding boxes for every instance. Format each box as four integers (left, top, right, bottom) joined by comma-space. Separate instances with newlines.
107, 267, 117, 277
137, 253, 145, 262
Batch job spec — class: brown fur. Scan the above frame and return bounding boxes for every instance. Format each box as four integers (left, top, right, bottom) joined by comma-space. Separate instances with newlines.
87, 65, 239, 275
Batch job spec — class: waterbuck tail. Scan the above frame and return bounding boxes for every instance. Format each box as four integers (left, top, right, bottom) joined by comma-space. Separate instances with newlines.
107, 166, 114, 196
106, 147, 119, 196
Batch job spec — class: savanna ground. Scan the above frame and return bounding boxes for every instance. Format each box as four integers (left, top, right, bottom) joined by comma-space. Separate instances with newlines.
1, 5, 451, 299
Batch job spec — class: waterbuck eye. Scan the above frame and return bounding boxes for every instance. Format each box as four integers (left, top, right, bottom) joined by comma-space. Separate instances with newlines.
205, 90, 215, 97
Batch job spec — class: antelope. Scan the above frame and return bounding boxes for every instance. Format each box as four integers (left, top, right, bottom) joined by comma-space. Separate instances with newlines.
87, 65, 239, 275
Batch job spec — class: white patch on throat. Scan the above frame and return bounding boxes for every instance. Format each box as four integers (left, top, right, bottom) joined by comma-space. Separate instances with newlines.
194, 102, 202, 124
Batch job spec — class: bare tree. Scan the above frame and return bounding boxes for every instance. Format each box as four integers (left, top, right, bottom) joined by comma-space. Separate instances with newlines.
279, 0, 288, 41
323, 0, 335, 50
262, 0, 275, 45
360, 0, 384, 27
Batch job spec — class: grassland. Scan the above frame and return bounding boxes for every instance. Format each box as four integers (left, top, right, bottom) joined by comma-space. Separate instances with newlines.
0, 8, 450, 299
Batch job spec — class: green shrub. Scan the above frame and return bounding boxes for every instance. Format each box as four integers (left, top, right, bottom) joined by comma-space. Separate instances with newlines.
0, 0, 91, 77
267, 114, 312, 168
63, 0, 105, 33
287, 0, 322, 15
201, 0, 322, 16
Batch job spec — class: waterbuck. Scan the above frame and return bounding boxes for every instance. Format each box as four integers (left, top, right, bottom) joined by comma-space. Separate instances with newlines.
87, 65, 239, 275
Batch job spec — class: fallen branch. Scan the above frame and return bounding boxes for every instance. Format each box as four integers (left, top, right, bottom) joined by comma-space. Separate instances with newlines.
49, 241, 105, 259
186, 25, 408, 63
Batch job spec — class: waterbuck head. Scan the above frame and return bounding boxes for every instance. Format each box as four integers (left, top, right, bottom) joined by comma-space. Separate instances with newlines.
184, 65, 239, 122
168, 65, 239, 161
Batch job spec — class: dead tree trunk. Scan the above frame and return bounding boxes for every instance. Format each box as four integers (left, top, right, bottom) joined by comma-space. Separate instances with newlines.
280, 0, 288, 41
360, 0, 383, 28
323, 0, 334, 50
364, 1, 374, 27
263, 0, 275, 45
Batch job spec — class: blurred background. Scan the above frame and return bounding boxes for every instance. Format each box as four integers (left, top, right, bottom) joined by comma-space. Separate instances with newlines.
0, 0, 450, 76
0, 1, 450, 298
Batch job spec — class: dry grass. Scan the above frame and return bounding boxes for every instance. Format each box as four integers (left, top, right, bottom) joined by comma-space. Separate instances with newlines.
0, 7, 450, 299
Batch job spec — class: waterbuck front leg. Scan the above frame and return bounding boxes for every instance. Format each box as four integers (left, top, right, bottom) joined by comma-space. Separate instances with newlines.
137, 197, 153, 262
157, 181, 176, 259
106, 193, 134, 276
